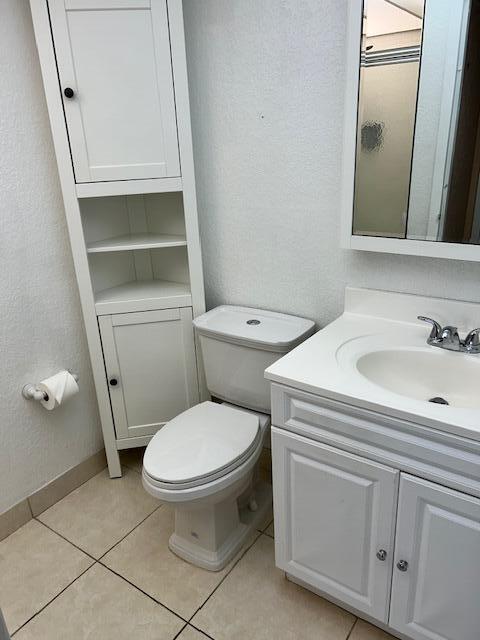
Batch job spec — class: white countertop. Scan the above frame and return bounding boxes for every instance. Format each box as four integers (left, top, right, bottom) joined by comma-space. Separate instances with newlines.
265, 288, 480, 443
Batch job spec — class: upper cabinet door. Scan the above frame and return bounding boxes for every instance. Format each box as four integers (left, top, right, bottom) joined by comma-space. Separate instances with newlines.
390, 474, 480, 640
48, 0, 180, 183
272, 428, 399, 622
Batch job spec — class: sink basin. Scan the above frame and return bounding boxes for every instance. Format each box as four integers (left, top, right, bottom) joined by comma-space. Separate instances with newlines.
355, 347, 480, 409
266, 287, 480, 441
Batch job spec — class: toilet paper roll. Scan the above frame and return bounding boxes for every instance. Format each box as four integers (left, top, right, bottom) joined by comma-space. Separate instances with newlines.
37, 370, 79, 411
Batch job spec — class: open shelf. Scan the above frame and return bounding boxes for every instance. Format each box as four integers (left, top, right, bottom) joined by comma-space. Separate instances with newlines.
83, 193, 192, 315
87, 232, 187, 253
94, 279, 191, 315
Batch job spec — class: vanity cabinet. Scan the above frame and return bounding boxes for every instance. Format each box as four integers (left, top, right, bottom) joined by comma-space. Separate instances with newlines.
271, 384, 480, 640
99, 308, 199, 441
272, 429, 398, 621
389, 475, 480, 640
48, 0, 180, 183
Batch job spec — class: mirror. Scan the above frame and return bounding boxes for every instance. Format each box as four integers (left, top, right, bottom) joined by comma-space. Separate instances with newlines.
353, 0, 480, 244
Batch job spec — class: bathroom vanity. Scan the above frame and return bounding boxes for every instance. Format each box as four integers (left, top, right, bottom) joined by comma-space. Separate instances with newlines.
266, 288, 480, 640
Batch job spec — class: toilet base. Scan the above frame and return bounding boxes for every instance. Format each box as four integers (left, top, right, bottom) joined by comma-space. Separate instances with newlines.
168, 481, 272, 571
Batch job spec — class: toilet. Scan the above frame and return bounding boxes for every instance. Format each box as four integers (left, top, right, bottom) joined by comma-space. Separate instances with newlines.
142, 306, 315, 571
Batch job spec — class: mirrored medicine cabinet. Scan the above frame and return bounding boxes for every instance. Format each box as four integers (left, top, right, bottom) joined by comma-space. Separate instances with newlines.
341, 0, 480, 261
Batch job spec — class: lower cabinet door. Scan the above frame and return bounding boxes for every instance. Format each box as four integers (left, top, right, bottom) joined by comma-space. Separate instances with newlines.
99, 307, 199, 440
272, 427, 399, 622
389, 474, 480, 640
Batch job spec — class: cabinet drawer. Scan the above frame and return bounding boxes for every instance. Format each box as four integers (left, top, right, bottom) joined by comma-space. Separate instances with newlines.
271, 383, 480, 498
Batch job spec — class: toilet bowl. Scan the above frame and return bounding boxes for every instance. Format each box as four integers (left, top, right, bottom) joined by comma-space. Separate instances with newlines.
143, 306, 315, 571
143, 401, 271, 570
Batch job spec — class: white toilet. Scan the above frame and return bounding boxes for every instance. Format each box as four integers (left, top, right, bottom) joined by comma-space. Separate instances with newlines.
142, 306, 315, 571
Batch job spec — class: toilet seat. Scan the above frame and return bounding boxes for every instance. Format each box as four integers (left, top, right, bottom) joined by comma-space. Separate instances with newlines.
143, 402, 262, 490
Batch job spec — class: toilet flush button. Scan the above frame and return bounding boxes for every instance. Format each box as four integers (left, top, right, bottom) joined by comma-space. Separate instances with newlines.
246, 319, 260, 325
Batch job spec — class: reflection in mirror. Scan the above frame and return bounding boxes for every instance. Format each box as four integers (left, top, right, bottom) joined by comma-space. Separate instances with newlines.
353, 0, 480, 244
354, 0, 424, 238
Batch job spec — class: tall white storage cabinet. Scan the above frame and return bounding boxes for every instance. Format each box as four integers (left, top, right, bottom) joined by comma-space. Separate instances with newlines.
30, 0, 206, 477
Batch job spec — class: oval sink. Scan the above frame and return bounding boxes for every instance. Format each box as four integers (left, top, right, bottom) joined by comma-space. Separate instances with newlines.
356, 348, 480, 409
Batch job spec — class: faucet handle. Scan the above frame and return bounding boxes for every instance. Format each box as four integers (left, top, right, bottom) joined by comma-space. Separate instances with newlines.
465, 328, 480, 350
417, 316, 442, 341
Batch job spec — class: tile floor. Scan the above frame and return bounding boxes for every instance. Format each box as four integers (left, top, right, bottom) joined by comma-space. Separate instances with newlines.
0, 448, 397, 639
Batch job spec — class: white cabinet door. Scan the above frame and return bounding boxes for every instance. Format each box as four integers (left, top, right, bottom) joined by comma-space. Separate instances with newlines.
48, 0, 180, 183
390, 474, 480, 640
272, 427, 399, 622
99, 307, 199, 440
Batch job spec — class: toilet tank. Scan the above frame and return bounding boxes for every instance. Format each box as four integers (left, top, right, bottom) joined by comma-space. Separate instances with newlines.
193, 306, 315, 413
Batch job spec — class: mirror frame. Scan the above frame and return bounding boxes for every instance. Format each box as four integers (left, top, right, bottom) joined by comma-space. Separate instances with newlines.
340, 0, 479, 261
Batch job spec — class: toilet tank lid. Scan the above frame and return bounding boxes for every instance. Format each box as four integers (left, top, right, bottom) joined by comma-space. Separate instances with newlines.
193, 306, 316, 352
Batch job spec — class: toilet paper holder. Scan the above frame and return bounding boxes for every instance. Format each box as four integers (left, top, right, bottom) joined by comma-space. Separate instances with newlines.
22, 372, 79, 402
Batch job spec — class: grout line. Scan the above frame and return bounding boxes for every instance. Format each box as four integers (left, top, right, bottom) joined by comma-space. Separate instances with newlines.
187, 529, 263, 624
11, 562, 97, 637
10, 469, 161, 635
97, 504, 163, 561
258, 516, 274, 537
345, 617, 358, 640
174, 622, 216, 640
35, 502, 162, 563
171, 622, 189, 640
30, 462, 108, 519
15, 478, 256, 639
34, 518, 98, 563
188, 622, 216, 639
97, 561, 189, 624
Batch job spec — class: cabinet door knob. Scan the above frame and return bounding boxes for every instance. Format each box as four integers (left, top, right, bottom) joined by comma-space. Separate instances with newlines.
64, 87, 75, 99
376, 549, 387, 561
109, 378, 118, 387
397, 560, 409, 572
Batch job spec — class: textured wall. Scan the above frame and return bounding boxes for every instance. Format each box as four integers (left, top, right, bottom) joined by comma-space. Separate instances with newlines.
0, 1, 102, 513
183, 0, 480, 326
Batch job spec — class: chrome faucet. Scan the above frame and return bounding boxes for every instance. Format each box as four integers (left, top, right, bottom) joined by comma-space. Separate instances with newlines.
418, 316, 480, 354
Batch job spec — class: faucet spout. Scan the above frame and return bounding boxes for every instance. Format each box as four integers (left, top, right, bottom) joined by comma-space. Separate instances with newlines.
418, 317, 480, 354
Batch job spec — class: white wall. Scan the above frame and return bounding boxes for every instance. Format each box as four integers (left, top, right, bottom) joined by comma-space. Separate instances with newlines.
183, 0, 480, 326
0, 1, 103, 513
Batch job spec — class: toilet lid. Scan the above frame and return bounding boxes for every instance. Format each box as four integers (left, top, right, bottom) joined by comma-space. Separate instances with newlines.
143, 402, 261, 486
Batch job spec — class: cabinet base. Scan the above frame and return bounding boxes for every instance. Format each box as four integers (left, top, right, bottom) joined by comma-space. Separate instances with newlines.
284, 573, 408, 640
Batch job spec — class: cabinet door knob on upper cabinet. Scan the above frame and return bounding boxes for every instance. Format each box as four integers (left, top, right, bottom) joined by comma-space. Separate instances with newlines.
396, 560, 409, 572
109, 378, 118, 387
63, 87, 74, 99
376, 549, 388, 561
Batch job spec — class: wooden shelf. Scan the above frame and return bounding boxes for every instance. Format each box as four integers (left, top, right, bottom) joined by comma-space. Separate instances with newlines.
76, 177, 183, 199
87, 233, 187, 253
94, 280, 191, 315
